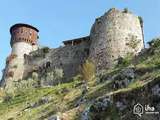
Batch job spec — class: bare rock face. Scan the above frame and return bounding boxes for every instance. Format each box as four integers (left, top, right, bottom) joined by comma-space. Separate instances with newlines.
152, 84, 160, 97
112, 67, 135, 90
89, 8, 144, 71
85, 77, 160, 120
47, 115, 60, 120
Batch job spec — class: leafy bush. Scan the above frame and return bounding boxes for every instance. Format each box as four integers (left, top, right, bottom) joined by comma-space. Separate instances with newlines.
32, 72, 38, 80
6, 78, 39, 95
148, 37, 160, 48
3, 93, 13, 102
123, 8, 129, 13
40, 68, 64, 86
54, 69, 64, 78
42, 47, 50, 53
117, 53, 133, 67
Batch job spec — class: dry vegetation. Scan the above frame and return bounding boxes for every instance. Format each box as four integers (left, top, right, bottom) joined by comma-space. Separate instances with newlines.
80, 59, 96, 82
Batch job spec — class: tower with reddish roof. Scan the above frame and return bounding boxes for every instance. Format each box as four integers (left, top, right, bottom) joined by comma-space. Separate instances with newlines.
1, 24, 39, 87
10, 23, 39, 58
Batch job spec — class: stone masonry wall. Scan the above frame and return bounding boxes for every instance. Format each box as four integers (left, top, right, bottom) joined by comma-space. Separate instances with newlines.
12, 42, 35, 58
89, 8, 144, 71
24, 39, 90, 81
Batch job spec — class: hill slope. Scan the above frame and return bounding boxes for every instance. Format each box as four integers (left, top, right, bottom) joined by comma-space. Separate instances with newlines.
0, 38, 160, 120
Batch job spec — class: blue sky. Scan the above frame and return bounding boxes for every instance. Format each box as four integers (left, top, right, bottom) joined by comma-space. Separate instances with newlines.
0, 0, 160, 79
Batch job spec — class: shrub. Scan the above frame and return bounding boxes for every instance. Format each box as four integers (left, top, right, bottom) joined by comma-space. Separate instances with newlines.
9, 79, 39, 95
72, 74, 83, 81
3, 93, 12, 102
42, 47, 50, 53
32, 72, 38, 80
117, 53, 133, 67
148, 38, 160, 48
123, 8, 129, 13
80, 59, 96, 81
54, 69, 64, 78
24, 79, 37, 88
40, 68, 64, 86
0, 89, 5, 98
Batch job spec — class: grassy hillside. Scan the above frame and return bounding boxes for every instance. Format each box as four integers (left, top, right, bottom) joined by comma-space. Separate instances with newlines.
0, 38, 160, 120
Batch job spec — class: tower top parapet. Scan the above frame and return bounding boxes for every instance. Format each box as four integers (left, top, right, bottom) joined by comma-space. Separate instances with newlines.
10, 23, 39, 33
10, 23, 39, 47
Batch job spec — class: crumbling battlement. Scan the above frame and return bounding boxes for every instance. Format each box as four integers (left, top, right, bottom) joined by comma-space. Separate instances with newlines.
23, 39, 90, 81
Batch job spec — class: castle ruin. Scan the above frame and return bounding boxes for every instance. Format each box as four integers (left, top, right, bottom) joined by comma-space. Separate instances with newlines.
0, 8, 144, 87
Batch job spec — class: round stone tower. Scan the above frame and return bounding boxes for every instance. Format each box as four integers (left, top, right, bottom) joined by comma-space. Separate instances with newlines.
89, 8, 144, 71
10, 23, 39, 58
1, 24, 39, 87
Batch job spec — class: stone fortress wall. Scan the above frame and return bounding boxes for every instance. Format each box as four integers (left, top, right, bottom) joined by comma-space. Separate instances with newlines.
12, 42, 35, 58
89, 8, 144, 70
1, 8, 145, 86
24, 37, 90, 80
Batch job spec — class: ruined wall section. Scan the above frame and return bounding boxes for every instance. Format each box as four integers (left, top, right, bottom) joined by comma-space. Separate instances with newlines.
89, 8, 144, 71
24, 39, 90, 81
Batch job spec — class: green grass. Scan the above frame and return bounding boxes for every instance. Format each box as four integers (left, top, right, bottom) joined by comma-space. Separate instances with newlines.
0, 79, 84, 120
1, 39, 160, 120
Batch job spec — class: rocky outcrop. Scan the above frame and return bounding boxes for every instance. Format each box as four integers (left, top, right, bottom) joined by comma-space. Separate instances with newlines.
84, 76, 160, 120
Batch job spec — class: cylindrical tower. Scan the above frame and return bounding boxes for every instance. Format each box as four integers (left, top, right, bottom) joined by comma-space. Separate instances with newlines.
1, 24, 39, 87
89, 8, 144, 71
10, 23, 39, 58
